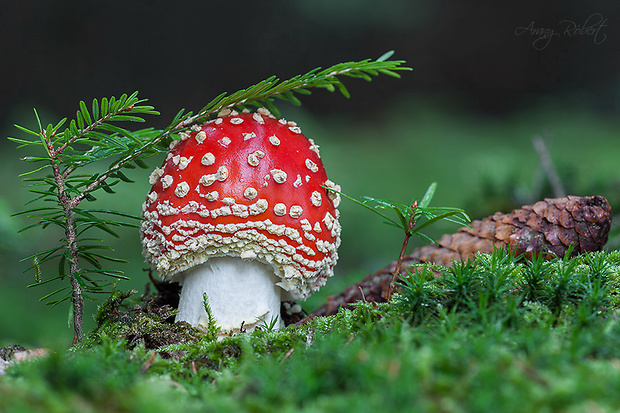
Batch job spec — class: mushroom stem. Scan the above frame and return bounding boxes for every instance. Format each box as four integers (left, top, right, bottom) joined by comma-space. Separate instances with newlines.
175, 257, 284, 334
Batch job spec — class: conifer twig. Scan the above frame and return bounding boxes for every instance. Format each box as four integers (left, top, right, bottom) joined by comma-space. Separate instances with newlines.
532, 135, 565, 198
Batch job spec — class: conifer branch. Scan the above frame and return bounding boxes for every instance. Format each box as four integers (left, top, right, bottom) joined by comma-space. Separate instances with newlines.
75, 51, 409, 204
178, 50, 410, 126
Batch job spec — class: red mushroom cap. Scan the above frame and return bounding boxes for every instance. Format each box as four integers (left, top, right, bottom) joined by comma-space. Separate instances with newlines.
140, 109, 341, 300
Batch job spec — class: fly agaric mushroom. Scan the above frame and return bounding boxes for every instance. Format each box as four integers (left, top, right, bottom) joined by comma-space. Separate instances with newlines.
140, 108, 341, 334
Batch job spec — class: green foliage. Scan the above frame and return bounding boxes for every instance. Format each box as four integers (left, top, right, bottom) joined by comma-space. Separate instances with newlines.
393, 265, 440, 325
1, 341, 204, 413
256, 315, 281, 333
329, 182, 470, 300
200, 293, 221, 341
4, 252, 620, 413
332, 182, 470, 242
190, 50, 410, 121
11, 93, 159, 305
392, 247, 619, 328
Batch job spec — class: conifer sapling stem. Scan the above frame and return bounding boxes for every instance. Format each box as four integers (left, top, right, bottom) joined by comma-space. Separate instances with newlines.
387, 200, 418, 302
42, 128, 85, 343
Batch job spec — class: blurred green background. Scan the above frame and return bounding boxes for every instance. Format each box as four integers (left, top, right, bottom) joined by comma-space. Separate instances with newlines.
1, 0, 618, 348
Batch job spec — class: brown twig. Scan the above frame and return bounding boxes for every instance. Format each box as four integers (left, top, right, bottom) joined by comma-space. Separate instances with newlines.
279, 348, 295, 364
532, 135, 565, 198
140, 351, 157, 374
358, 286, 367, 303
386, 200, 418, 302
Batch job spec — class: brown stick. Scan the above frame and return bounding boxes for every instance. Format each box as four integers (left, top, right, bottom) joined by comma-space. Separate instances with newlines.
386, 232, 411, 302
532, 136, 566, 198
386, 200, 418, 302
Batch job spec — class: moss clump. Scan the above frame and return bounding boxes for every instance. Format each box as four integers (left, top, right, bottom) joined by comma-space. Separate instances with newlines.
81, 290, 203, 351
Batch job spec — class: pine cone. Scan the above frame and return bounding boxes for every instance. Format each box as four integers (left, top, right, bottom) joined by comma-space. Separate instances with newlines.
411, 195, 611, 264
310, 195, 612, 317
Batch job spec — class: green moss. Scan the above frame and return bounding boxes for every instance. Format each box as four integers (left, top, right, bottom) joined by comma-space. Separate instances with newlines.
7, 250, 620, 412
80, 289, 203, 351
